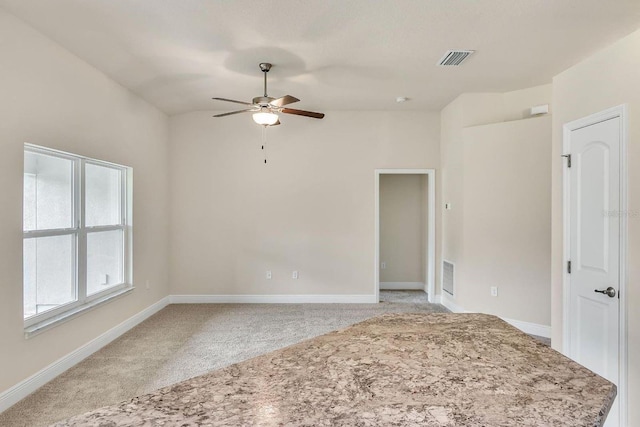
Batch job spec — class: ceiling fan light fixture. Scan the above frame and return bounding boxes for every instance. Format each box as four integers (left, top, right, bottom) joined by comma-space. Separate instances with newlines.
252, 111, 279, 126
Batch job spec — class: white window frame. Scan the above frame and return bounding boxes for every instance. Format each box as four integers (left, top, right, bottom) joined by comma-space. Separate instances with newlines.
23, 144, 133, 331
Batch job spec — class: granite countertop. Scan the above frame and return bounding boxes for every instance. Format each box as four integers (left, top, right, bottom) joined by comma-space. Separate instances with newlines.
52, 313, 616, 426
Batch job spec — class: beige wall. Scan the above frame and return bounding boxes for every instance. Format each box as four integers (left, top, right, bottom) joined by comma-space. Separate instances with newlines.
0, 10, 170, 393
169, 111, 440, 296
551, 28, 640, 424
502, 85, 553, 121
441, 93, 505, 305
440, 85, 552, 326
379, 174, 427, 283
461, 117, 551, 325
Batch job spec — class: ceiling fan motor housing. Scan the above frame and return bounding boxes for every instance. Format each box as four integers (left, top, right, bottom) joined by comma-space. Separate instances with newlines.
253, 96, 275, 106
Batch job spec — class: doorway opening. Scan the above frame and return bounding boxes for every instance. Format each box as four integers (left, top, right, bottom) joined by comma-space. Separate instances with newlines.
375, 169, 435, 303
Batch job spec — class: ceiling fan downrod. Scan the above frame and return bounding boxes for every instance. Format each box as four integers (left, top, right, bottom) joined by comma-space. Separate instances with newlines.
259, 62, 272, 97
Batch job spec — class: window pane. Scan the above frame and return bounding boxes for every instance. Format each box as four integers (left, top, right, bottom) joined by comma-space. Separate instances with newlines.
87, 230, 124, 295
24, 151, 74, 231
85, 164, 122, 227
23, 235, 76, 319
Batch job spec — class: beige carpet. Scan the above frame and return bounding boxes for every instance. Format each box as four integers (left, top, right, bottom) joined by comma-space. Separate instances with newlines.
0, 291, 547, 426
0, 291, 444, 426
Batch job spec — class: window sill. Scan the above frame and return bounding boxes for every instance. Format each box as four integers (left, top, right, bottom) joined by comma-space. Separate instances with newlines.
24, 287, 134, 339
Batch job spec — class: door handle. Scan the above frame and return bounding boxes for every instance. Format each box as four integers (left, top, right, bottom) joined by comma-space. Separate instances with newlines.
594, 287, 616, 298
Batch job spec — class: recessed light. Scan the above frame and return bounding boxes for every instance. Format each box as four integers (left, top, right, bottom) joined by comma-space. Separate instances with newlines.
396, 97, 409, 103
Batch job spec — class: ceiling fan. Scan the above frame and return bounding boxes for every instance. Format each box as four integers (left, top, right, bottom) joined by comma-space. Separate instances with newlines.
212, 63, 325, 126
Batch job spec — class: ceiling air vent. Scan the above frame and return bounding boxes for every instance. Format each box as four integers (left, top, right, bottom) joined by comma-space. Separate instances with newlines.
437, 50, 475, 66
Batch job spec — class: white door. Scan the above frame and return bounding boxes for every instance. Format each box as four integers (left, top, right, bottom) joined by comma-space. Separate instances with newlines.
567, 116, 620, 426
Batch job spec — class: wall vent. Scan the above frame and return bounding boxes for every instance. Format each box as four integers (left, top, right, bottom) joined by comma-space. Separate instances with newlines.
437, 50, 475, 66
443, 260, 455, 295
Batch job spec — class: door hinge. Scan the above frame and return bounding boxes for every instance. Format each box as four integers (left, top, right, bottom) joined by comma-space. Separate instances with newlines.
562, 154, 571, 167
567, 260, 572, 274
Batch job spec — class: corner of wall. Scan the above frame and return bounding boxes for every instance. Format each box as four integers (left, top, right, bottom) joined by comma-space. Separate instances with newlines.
439, 85, 553, 321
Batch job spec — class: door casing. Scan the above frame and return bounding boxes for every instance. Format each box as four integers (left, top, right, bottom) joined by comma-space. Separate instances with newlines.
562, 104, 628, 426
374, 169, 436, 303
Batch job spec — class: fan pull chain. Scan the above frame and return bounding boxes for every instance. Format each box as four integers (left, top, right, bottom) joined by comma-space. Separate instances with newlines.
261, 125, 267, 164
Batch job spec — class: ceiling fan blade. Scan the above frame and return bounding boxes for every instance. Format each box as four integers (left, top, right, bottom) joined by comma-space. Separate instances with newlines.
213, 109, 254, 117
269, 95, 300, 108
281, 108, 325, 119
212, 97, 254, 106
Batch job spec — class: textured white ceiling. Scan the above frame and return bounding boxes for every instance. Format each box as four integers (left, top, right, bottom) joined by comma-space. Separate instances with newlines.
2, 0, 639, 115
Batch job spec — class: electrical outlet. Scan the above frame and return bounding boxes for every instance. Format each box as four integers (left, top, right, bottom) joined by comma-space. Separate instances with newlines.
490, 286, 498, 297
145, 280, 150, 290
381, 262, 386, 269
266, 270, 272, 280
292, 271, 299, 279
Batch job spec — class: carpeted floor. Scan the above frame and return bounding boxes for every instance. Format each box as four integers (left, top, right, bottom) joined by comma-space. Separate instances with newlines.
0, 291, 548, 426
0, 291, 444, 426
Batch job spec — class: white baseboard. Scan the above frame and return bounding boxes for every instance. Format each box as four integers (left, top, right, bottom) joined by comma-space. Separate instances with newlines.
440, 294, 468, 314
501, 318, 551, 338
380, 282, 425, 290
0, 296, 170, 414
439, 294, 550, 338
170, 294, 378, 304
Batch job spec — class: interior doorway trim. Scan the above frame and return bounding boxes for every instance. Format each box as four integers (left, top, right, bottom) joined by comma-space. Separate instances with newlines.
374, 169, 436, 303
561, 104, 628, 426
